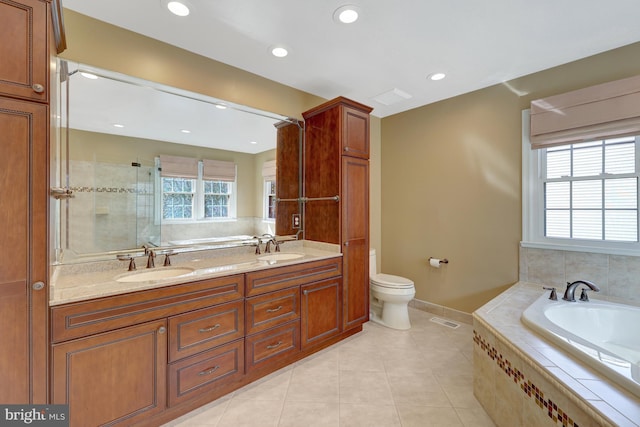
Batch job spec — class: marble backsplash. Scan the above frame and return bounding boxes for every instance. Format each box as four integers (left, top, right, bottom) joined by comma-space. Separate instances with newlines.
519, 246, 640, 304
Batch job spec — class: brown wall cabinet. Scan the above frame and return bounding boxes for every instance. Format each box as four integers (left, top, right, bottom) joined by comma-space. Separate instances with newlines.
303, 97, 373, 331
0, 0, 54, 404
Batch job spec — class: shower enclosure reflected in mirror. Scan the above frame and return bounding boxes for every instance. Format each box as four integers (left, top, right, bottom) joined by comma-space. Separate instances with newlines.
54, 60, 302, 263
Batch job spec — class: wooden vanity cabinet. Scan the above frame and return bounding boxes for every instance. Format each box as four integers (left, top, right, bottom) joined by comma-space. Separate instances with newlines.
50, 275, 245, 426
301, 277, 342, 348
50, 257, 352, 426
51, 320, 168, 426
303, 97, 372, 332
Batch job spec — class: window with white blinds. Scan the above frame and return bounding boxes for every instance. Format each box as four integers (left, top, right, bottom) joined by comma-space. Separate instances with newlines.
541, 137, 639, 243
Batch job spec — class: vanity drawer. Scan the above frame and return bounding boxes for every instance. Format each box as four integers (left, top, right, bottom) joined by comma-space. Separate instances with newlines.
168, 339, 244, 407
245, 257, 342, 297
245, 320, 300, 371
168, 300, 244, 362
246, 287, 299, 335
51, 274, 245, 343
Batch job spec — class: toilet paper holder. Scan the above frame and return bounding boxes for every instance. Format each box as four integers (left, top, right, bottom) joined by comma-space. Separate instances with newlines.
429, 257, 449, 264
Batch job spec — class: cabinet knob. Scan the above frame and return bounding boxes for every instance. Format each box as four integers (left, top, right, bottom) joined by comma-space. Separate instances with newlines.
158, 326, 166, 334
32, 83, 45, 93
32, 281, 45, 291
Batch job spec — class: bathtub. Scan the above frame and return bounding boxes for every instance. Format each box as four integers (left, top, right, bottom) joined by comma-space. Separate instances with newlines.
521, 293, 640, 398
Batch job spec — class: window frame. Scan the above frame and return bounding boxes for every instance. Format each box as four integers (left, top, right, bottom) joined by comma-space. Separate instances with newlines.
263, 178, 276, 222
522, 110, 640, 256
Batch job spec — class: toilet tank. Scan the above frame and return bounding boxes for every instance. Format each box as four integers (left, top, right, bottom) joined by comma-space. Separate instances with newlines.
369, 249, 377, 277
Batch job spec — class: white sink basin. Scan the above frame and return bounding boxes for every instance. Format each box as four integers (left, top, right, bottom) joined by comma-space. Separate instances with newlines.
116, 267, 195, 283
257, 253, 304, 262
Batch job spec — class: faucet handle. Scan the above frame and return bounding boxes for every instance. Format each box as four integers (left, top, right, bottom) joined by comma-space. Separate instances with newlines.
542, 287, 557, 301
117, 254, 137, 271
146, 250, 156, 268
579, 288, 591, 302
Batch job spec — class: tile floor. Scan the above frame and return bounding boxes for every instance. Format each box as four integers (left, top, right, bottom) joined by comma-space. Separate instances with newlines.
162, 307, 496, 427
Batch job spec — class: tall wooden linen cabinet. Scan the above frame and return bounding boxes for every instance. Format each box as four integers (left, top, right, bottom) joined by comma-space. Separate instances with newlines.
302, 97, 373, 331
0, 0, 65, 403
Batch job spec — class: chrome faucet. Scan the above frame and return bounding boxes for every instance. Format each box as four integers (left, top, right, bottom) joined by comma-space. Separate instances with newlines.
562, 280, 600, 302
263, 234, 280, 253
252, 236, 262, 255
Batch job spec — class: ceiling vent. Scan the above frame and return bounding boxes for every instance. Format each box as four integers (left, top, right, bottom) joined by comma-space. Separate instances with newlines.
373, 88, 412, 106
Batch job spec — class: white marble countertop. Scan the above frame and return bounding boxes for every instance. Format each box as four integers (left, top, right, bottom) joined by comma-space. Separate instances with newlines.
474, 282, 640, 427
50, 240, 341, 306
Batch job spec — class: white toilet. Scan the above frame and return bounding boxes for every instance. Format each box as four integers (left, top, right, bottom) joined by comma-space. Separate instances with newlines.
369, 249, 416, 330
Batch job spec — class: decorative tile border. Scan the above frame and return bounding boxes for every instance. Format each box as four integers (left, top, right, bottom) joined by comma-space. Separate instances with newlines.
70, 186, 152, 194
474, 330, 581, 427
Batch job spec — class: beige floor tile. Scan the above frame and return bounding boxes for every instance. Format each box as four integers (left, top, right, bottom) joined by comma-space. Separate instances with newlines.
396, 405, 464, 427
339, 403, 401, 427
278, 401, 340, 427
286, 369, 340, 403
216, 399, 283, 427
455, 407, 497, 427
339, 370, 394, 405
230, 367, 292, 401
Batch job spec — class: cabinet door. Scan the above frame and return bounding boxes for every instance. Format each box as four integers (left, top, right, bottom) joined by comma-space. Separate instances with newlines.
0, 0, 49, 102
0, 97, 48, 403
342, 156, 370, 330
52, 320, 167, 427
341, 106, 370, 159
301, 278, 342, 348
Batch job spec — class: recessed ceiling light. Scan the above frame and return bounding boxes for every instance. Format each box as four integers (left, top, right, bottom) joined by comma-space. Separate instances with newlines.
333, 5, 360, 24
181, 129, 191, 134
270, 46, 289, 58
80, 72, 98, 80
428, 72, 446, 81
113, 124, 124, 128
250, 141, 258, 145
165, 0, 190, 17
215, 104, 227, 110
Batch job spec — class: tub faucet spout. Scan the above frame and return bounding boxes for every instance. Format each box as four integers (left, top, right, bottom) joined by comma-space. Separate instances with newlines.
562, 280, 600, 302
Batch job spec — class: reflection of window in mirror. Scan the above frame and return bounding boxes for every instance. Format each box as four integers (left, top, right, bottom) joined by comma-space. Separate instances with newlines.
262, 159, 277, 221
163, 177, 195, 219
264, 179, 276, 221
159, 155, 237, 222
204, 180, 232, 218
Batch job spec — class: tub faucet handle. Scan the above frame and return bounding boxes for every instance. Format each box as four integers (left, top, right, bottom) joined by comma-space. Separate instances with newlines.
542, 287, 557, 301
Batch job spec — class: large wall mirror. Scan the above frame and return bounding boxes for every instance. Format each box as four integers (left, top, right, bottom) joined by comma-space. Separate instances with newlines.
54, 60, 302, 263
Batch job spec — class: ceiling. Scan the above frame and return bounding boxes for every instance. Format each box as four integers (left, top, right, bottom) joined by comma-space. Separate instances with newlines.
62, 0, 640, 119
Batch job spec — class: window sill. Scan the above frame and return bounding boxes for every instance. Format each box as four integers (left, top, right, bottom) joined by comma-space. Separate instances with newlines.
520, 240, 640, 257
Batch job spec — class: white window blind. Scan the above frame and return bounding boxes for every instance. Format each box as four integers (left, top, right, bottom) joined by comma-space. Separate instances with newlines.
262, 160, 276, 180
202, 159, 236, 182
530, 75, 640, 149
159, 155, 198, 178
542, 137, 639, 242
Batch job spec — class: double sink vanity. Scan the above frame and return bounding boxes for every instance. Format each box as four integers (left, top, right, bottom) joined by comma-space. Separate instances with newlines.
50, 240, 353, 426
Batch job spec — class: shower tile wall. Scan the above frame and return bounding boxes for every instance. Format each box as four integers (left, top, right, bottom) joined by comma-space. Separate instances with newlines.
519, 247, 640, 303
68, 160, 139, 254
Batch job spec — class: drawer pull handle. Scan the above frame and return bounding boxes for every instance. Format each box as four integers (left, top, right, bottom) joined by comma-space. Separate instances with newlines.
266, 341, 283, 349
199, 324, 221, 333
198, 365, 220, 376
266, 305, 283, 313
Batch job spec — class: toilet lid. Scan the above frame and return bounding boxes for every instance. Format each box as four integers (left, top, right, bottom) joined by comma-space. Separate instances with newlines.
371, 273, 414, 289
